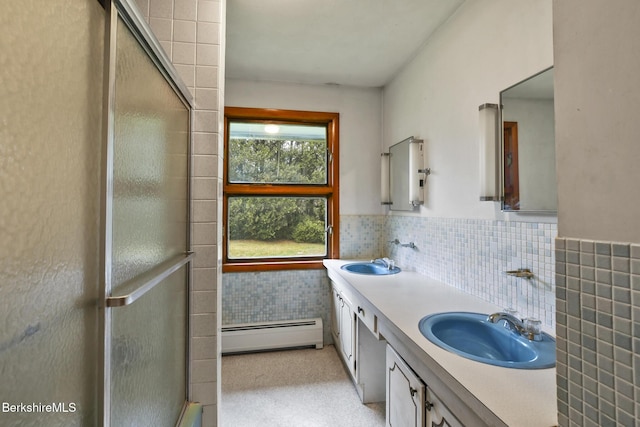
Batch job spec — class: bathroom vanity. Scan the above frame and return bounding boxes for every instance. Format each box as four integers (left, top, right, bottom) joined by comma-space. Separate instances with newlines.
324, 259, 557, 427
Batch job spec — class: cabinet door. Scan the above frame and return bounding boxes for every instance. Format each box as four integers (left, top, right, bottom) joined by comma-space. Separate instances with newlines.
426, 389, 463, 427
339, 293, 355, 372
386, 345, 426, 427
330, 285, 340, 343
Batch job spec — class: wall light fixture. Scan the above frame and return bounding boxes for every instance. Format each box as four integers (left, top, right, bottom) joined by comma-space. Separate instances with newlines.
381, 153, 391, 205
478, 103, 501, 201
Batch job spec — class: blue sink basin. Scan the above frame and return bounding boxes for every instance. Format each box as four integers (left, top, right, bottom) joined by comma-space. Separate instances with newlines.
341, 262, 401, 275
419, 312, 555, 369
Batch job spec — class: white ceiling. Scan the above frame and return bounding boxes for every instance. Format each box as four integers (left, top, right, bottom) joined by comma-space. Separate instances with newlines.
225, 0, 466, 88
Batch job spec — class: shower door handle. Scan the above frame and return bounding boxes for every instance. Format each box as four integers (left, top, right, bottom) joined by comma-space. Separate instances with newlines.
106, 251, 195, 307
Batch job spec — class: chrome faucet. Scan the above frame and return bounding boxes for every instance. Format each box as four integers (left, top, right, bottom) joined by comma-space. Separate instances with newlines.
487, 312, 542, 341
488, 312, 528, 335
371, 257, 395, 270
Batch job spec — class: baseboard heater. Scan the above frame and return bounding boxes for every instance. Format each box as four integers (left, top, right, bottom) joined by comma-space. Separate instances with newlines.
221, 318, 323, 354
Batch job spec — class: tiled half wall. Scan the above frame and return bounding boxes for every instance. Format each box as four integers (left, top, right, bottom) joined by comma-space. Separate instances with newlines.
555, 238, 640, 427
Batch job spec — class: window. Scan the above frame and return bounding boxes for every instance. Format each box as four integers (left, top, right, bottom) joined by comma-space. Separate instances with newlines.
223, 107, 339, 272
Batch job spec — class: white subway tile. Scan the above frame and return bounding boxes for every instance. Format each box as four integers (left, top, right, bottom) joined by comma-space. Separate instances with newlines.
193, 267, 217, 291
174, 0, 198, 21
192, 200, 217, 223
149, 17, 173, 41
193, 290, 216, 314
192, 381, 217, 405
193, 154, 217, 177
197, 0, 221, 23
196, 65, 218, 88
174, 64, 195, 87
149, 0, 173, 19
192, 313, 217, 337
193, 222, 217, 245
195, 88, 219, 110
173, 19, 196, 43
193, 132, 217, 155
193, 244, 217, 268
192, 336, 217, 360
192, 359, 217, 382
193, 110, 218, 133
196, 43, 220, 66
172, 41, 196, 65
197, 22, 220, 44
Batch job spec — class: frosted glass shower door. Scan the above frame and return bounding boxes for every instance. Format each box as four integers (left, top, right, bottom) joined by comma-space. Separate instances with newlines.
0, 1, 105, 426
103, 8, 192, 427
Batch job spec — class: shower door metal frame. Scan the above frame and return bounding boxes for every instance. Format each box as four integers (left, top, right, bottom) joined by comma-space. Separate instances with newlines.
98, 1, 195, 425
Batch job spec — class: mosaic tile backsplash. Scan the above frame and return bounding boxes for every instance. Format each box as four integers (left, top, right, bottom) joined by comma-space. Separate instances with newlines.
339, 215, 386, 259
386, 216, 557, 327
222, 214, 558, 346
555, 238, 640, 427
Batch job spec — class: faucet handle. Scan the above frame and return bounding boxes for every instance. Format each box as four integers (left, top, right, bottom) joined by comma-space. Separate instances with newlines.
524, 318, 543, 341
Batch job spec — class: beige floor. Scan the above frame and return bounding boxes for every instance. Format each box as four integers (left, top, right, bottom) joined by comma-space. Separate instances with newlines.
221, 345, 386, 427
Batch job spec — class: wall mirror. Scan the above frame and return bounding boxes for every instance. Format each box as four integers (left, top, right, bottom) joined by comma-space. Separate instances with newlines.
382, 137, 425, 211
500, 67, 557, 213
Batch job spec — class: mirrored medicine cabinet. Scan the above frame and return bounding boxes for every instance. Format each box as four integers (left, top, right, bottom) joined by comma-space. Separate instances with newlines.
381, 137, 427, 211
500, 67, 557, 213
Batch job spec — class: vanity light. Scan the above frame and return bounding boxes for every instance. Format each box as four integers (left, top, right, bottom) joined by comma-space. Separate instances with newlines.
478, 103, 501, 201
381, 153, 391, 205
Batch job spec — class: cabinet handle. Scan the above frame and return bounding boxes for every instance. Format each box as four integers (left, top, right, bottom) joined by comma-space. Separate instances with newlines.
431, 417, 452, 427
425, 400, 433, 411
357, 306, 364, 315
410, 387, 417, 397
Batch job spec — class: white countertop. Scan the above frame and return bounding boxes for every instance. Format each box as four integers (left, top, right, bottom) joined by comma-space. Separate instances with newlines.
323, 259, 558, 427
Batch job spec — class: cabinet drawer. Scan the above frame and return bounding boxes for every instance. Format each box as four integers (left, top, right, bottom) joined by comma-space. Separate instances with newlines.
354, 298, 378, 337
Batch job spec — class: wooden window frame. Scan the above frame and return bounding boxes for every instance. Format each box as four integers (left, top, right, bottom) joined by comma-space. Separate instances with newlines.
223, 107, 340, 272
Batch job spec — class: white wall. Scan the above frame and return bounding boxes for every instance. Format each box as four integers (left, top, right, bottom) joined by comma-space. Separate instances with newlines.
383, 0, 553, 219
225, 79, 384, 215
554, 0, 640, 243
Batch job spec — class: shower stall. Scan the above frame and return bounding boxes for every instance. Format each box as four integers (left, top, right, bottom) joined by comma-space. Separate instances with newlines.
0, 0, 197, 425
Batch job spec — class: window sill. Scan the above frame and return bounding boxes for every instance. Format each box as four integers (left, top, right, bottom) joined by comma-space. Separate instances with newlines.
222, 259, 328, 273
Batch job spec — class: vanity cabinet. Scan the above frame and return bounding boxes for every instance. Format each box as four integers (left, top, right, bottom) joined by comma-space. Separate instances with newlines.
330, 279, 386, 403
324, 259, 556, 427
386, 345, 462, 427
